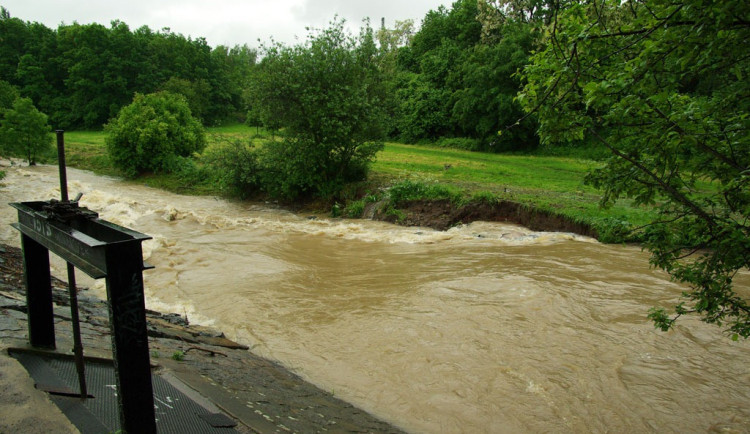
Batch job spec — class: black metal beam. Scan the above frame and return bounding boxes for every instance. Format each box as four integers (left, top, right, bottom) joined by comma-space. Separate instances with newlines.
11, 199, 157, 433
104, 241, 157, 433
20, 234, 55, 349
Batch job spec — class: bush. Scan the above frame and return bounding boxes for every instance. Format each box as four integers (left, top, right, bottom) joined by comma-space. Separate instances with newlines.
105, 92, 205, 178
170, 156, 212, 190
592, 217, 636, 244
388, 180, 463, 206
343, 199, 366, 218
201, 137, 260, 197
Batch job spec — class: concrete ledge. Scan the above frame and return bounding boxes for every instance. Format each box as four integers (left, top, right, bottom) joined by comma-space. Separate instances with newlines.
0, 344, 79, 434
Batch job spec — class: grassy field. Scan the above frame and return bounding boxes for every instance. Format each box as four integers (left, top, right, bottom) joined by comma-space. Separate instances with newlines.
56, 124, 657, 236
372, 142, 654, 231
62, 130, 119, 176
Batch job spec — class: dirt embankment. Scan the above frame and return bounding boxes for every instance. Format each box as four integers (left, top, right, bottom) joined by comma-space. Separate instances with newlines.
374, 199, 599, 238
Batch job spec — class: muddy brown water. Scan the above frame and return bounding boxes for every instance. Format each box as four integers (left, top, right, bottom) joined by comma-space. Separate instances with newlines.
2, 164, 749, 433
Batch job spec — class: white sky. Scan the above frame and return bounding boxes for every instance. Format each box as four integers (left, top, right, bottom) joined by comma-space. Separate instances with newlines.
1, 0, 448, 48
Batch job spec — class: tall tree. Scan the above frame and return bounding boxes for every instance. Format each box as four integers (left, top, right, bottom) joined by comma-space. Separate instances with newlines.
251, 18, 388, 199
0, 11, 260, 129
451, 21, 536, 150
0, 9, 30, 83
57, 22, 130, 127
377, 19, 415, 56
482, 0, 558, 26
519, 0, 750, 337
0, 79, 18, 109
0, 97, 53, 164
217, 44, 257, 122
15, 22, 62, 117
393, 0, 483, 142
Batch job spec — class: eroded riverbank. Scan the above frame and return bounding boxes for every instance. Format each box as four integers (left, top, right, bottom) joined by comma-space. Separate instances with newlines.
2, 164, 749, 433
372, 198, 598, 237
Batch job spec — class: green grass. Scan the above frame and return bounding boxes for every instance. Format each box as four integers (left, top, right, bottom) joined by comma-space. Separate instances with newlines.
61, 126, 272, 174
61, 130, 120, 176
57, 124, 658, 237
207, 124, 277, 143
374, 142, 655, 229
375, 142, 597, 191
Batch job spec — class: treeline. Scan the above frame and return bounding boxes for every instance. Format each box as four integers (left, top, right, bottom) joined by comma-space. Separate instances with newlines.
0, 1, 541, 150
2, 2, 748, 337
0, 6, 255, 128
380, 0, 538, 151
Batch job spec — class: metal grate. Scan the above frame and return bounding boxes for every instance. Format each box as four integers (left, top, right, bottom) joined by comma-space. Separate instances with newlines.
10, 350, 240, 433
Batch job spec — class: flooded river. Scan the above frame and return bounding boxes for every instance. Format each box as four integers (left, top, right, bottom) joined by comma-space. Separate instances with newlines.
2, 164, 749, 433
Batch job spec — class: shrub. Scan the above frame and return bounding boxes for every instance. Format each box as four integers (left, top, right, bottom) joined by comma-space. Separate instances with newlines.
343, 199, 366, 218
201, 137, 260, 197
592, 217, 636, 244
388, 180, 463, 206
105, 92, 205, 178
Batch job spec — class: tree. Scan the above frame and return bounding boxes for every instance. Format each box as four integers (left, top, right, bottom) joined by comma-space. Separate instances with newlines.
105, 91, 205, 177
0, 13, 254, 130
57, 23, 130, 128
160, 76, 211, 122
451, 22, 537, 150
251, 18, 388, 199
0, 79, 18, 109
0, 97, 53, 164
394, 71, 451, 142
481, 0, 558, 26
519, 0, 750, 337
391, 0, 485, 142
377, 19, 415, 56
0, 9, 29, 83
15, 22, 62, 120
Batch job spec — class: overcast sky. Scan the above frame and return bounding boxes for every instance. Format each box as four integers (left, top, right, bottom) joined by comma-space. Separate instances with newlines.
1, 0, 448, 47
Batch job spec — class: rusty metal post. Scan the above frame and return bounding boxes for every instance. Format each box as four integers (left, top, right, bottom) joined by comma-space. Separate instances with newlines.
21, 234, 55, 349
104, 241, 157, 434
56, 130, 88, 400
66, 263, 88, 400
56, 130, 68, 202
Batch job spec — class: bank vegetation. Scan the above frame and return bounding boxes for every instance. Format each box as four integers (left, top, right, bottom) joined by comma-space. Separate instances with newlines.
1, 0, 747, 337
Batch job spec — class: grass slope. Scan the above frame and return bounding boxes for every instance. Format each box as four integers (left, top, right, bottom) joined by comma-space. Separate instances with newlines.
56, 125, 656, 238
374, 142, 653, 230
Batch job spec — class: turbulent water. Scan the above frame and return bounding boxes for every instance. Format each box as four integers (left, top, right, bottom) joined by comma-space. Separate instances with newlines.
2, 163, 749, 433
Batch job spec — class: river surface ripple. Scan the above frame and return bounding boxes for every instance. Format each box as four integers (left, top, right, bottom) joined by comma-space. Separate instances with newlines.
2, 164, 749, 433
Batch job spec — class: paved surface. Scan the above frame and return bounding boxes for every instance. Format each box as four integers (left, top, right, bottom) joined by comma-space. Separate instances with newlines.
0, 341, 78, 433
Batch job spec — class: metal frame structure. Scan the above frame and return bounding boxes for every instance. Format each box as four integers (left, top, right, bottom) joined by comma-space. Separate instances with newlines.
9, 131, 157, 433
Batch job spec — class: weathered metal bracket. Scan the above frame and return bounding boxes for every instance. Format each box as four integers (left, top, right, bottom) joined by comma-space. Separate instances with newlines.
10, 200, 157, 434
11, 201, 153, 278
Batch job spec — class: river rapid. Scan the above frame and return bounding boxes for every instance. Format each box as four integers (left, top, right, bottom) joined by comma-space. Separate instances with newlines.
2, 164, 749, 433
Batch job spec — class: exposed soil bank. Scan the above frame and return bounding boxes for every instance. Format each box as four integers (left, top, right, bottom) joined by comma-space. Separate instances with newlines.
374, 199, 599, 238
